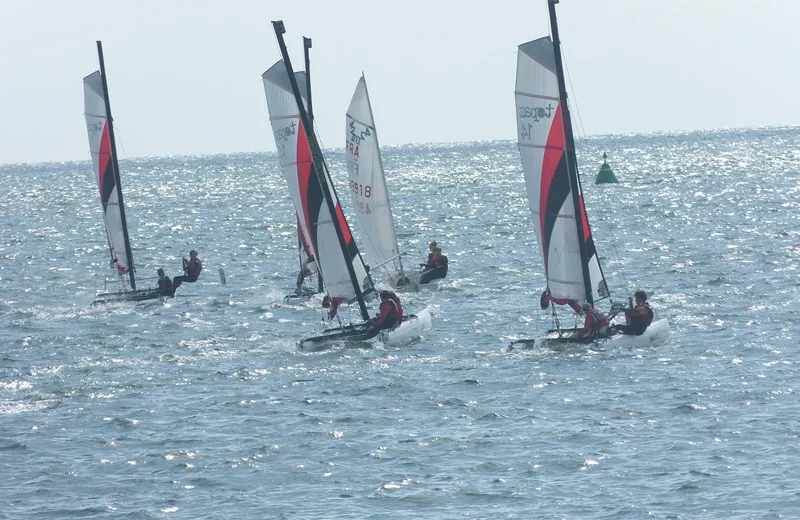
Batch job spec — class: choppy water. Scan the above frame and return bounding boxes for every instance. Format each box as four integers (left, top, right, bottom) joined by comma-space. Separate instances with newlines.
1, 127, 800, 519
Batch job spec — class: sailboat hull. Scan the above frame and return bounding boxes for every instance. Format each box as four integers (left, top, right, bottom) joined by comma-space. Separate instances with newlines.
92, 289, 163, 305
509, 318, 670, 350
298, 306, 432, 351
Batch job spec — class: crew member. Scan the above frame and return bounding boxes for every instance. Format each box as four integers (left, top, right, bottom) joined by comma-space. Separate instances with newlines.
156, 268, 174, 297
364, 290, 401, 339
173, 250, 202, 290
613, 289, 654, 336
578, 302, 610, 338
419, 246, 448, 285
388, 291, 404, 320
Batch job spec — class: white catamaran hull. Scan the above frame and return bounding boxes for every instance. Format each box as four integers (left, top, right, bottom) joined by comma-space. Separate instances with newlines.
509, 318, 670, 350
298, 306, 432, 351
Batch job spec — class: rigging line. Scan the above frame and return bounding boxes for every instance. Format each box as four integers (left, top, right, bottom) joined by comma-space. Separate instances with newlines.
608, 220, 630, 296
560, 47, 588, 142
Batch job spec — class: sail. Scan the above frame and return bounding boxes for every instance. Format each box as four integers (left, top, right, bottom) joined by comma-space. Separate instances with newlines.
263, 61, 372, 301
515, 37, 608, 304
345, 75, 403, 281
83, 70, 134, 285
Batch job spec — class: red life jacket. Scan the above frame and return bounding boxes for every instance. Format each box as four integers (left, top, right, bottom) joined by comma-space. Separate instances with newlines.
391, 297, 404, 318
588, 309, 609, 332
374, 300, 398, 328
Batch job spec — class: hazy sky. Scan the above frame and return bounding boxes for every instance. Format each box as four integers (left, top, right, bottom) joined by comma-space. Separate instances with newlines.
1, 0, 798, 164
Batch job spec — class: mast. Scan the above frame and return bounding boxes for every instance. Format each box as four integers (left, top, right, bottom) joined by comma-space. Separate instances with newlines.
303, 37, 314, 124
361, 74, 405, 279
303, 35, 324, 294
96, 41, 137, 290
546, 0, 592, 305
272, 20, 370, 321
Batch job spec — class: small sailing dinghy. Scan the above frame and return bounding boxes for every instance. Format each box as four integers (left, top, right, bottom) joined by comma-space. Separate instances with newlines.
84, 42, 161, 305
345, 75, 435, 292
264, 21, 431, 350
509, 1, 668, 349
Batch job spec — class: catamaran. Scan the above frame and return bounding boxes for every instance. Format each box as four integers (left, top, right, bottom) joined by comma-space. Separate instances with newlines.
84, 41, 161, 304
263, 21, 431, 350
345, 75, 436, 292
510, 0, 669, 349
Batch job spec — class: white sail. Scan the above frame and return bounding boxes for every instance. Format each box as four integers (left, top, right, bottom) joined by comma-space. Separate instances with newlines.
263, 61, 372, 301
83, 70, 132, 283
345, 75, 403, 282
515, 38, 608, 304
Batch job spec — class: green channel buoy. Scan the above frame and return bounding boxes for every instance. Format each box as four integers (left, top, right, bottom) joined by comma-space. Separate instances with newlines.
595, 152, 618, 184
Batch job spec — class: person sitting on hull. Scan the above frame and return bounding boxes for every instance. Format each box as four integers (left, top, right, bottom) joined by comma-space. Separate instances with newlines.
295, 255, 317, 295
611, 290, 654, 336
363, 290, 402, 339
156, 268, 174, 298
540, 288, 583, 315
419, 246, 448, 285
173, 250, 202, 291
578, 302, 610, 338
388, 290, 405, 321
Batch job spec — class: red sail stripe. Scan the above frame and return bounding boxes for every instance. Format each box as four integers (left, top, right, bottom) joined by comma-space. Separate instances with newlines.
334, 203, 353, 245
579, 194, 591, 243
539, 103, 565, 274
296, 119, 315, 242
98, 122, 112, 199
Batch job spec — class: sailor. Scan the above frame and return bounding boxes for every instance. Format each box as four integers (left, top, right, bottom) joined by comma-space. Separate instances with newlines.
364, 290, 400, 338
422, 240, 437, 267
419, 246, 448, 284
612, 290, 654, 336
540, 289, 583, 314
388, 290, 405, 320
156, 268, 174, 297
295, 255, 317, 295
578, 302, 610, 338
173, 250, 202, 290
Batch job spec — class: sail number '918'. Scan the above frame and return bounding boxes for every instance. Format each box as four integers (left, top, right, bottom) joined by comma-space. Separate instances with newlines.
349, 181, 371, 198
349, 181, 372, 215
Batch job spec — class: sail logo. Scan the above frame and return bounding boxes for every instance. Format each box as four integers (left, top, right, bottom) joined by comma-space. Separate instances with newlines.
518, 104, 555, 122
274, 121, 297, 142
348, 120, 371, 145
87, 121, 103, 136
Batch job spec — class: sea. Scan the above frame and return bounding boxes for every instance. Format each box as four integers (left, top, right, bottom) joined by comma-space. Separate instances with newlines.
1, 126, 799, 519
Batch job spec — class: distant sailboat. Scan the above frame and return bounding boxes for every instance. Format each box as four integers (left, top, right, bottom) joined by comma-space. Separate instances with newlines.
509, 0, 668, 348
264, 22, 431, 350
84, 41, 161, 304
595, 152, 618, 184
344, 75, 436, 292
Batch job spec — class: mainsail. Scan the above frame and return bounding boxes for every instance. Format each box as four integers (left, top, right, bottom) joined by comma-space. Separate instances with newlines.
83, 42, 137, 290
345, 75, 404, 283
263, 61, 372, 306
515, 36, 608, 306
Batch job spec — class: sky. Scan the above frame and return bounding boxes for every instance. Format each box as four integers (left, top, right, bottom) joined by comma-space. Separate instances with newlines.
0, 0, 798, 165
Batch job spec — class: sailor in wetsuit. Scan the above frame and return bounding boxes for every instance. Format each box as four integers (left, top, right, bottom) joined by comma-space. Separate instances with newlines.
173, 250, 202, 291
612, 289, 654, 336
419, 246, 448, 285
363, 290, 402, 339
156, 268, 174, 297
578, 302, 610, 338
